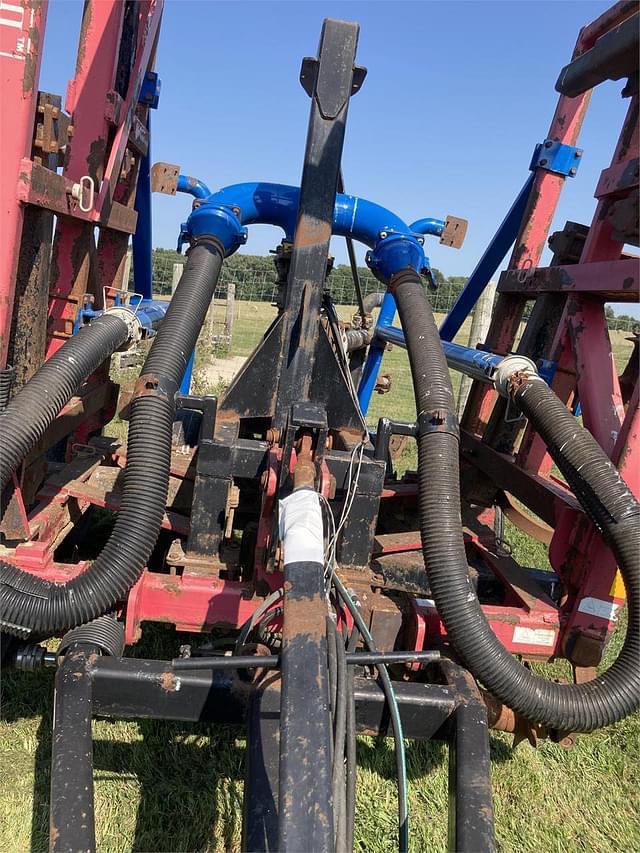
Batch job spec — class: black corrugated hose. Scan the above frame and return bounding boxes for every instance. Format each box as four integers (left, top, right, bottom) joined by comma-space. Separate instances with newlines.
391, 268, 640, 733
0, 240, 224, 638
0, 314, 130, 488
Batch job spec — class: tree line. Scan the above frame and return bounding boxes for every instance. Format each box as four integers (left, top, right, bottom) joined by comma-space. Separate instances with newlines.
147, 248, 638, 330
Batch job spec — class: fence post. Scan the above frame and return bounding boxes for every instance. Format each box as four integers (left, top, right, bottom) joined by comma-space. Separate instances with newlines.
224, 281, 236, 342
123, 248, 133, 291
456, 281, 497, 418
171, 262, 183, 294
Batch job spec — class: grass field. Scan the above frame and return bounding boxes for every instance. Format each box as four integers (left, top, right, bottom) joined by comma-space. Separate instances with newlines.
1, 300, 638, 852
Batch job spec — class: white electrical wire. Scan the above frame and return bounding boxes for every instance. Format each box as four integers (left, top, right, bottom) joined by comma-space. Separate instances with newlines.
321, 441, 365, 590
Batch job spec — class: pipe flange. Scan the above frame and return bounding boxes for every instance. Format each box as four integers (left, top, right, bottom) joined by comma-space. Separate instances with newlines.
494, 355, 541, 398
103, 306, 142, 350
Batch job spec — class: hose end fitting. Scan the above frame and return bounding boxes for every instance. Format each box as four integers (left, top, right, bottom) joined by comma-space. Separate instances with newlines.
183, 203, 248, 257
494, 354, 541, 398
103, 306, 142, 350
366, 233, 429, 283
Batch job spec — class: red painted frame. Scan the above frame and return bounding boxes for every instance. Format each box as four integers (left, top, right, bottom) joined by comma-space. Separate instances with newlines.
0, 2, 637, 673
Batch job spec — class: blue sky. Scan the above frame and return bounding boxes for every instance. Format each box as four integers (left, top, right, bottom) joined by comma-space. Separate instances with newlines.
40, 1, 636, 314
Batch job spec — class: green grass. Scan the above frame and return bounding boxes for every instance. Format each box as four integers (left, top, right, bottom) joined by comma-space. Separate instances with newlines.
2, 615, 638, 852
2, 301, 637, 852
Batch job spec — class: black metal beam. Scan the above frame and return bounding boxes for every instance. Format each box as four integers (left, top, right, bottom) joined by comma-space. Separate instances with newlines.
273, 18, 360, 426
49, 645, 98, 853
90, 655, 253, 723
89, 656, 456, 737
448, 701, 496, 853
278, 559, 334, 852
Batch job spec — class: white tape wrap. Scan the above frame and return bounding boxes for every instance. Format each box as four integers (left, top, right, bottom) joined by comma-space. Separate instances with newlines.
279, 489, 324, 566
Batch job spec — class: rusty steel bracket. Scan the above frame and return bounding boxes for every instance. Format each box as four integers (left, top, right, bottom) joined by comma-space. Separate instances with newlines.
440, 214, 468, 249
150, 161, 180, 195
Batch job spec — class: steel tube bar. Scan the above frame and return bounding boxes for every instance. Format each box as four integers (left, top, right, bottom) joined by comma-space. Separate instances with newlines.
172, 650, 442, 670
439, 173, 535, 343
448, 701, 495, 852
88, 654, 462, 738
243, 676, 281, 853
279, 559, 334, 853
375, 324, 504, 384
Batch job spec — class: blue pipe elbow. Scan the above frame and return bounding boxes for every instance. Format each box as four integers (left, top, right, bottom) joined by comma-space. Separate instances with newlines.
177, 174, 212, 200
409, 217, 445, 237
178, 178, 437, 280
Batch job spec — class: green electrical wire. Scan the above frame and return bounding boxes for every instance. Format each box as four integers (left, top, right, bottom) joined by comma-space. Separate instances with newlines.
331, 572, 409, 853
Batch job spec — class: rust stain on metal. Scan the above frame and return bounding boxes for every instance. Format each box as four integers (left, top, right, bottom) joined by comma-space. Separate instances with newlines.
294, 214, 332, 249
75, 0, 91, 72
23, 24, 40, 94
86, 136, 107, 183
282, 591, 325, 642
159, 671, 179, 692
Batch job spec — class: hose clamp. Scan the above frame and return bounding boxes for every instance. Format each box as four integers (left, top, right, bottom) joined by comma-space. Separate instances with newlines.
493, 355, 541, 398
131, 372, 179, 404
417, 409, 460, 440
103, 306, 142, 350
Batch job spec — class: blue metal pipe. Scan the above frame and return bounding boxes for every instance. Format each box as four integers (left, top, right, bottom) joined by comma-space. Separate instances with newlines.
356, 291, 398, 412
409, 218, 445, 237
132, 118, 153, 301
177, 174, 212, 200
134, 298, 170, 335
438, 172, 534, 341
179, 179, 434, 280
181, 180, 417, 248
375, 324, 503, 383
180, 349, 195, 395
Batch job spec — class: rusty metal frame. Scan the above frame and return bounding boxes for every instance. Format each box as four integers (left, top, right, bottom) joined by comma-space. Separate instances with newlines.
459, 0, 638, 668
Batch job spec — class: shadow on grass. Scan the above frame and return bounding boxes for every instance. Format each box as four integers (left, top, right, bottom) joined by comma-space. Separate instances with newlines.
2, 619, 516, 852
93, 721, 244, 853
3, 667, 245, 853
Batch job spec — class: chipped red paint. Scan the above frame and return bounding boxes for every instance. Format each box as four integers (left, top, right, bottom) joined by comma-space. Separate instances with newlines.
0, 0, 48, 364
577, 0, 638, 51
124, 570, 258, 644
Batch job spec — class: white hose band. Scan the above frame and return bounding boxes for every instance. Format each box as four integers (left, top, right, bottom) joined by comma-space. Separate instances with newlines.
493, 354, 541, 398
279, 489, 324, 566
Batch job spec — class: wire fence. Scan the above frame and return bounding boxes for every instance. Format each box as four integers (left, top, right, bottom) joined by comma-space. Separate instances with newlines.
147, 256, 637, 428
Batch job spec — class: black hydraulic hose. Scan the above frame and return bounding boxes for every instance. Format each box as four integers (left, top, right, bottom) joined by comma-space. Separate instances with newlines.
391, 268, 640, 732
344, 626, 359, 853
0, 240, 224, 638
0, 313, 130, 491
330, 616, 348, 853
332, 573, 409, 853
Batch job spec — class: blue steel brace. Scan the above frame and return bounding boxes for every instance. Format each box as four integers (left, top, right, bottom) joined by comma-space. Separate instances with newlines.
438, 172, 535, 342
439, 139, 583, 344
529, 140, 583, 177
